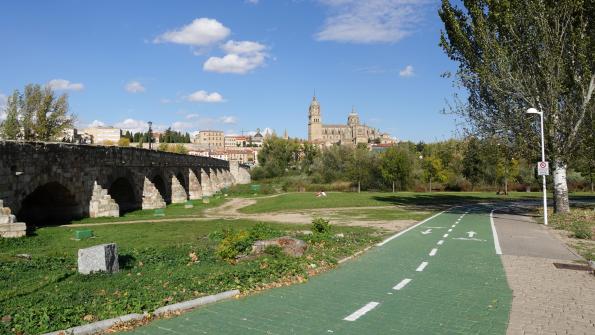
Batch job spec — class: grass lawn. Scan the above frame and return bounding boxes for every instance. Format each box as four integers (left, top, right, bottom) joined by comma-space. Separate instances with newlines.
240, 191, 595, 214
0, 219, 381, 334
68, 197, 227, 225
548, 206, 595, 260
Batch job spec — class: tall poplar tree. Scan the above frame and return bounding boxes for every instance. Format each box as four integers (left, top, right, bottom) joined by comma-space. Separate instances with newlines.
439, 0, 594, 212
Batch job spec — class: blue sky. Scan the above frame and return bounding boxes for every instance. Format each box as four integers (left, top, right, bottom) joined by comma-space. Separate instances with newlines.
0, 0, 462, 142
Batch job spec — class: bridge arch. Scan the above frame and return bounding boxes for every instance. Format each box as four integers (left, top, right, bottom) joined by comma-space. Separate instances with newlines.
149, 172, 170, 204
108, 177, 139, 214
17, 181, 82, 226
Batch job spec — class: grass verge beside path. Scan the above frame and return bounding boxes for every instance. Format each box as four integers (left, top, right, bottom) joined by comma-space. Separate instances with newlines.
68, 197, 227, 225
0, 219, 381, 335
327, 208, 433, 222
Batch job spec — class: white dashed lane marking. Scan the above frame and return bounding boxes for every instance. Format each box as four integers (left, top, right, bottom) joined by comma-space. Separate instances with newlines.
343, 302, 380, 321
416, 261, 429, 272
393, 278, 412, 290
437, 240, 444, 245
448, 229, 452, 232
429, 248, 438, 256
443, 234, 449, 238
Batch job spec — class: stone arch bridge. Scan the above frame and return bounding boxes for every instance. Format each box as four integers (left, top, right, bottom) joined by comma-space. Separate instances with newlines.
0, 141, 251, 236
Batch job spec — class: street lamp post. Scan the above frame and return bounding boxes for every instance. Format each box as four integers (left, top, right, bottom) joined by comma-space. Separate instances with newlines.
148, 121, 153, 150
526, 108, 548, 226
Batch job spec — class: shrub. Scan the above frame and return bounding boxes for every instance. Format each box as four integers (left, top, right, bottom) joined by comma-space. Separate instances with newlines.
311, 218, 331, 234
248, 223, 282, 241
216, 229, 252, 261
117, 138, 130, 147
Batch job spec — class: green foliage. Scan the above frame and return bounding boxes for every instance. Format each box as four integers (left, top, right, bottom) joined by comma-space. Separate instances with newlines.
216, 229, 252, 261
117, 137, 130, 147
0, 219, 380, 334
379, 146, 414, 191
311, 218, 331, 234
0, 84, 75, 141
158, 127, 191, 143
263, 245, 284, 258
0, 91, 20, 139
216, 224, 284, 261
258, 137, 302, 178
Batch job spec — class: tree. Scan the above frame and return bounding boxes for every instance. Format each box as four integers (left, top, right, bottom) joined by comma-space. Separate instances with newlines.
347, 146, 372, 193
439, 0, 594, 212
422, 156, 447, 192
0, 84, 75, 141
0, 91, 21, 139
462, 137, 484, 189
380, 146, 413, 192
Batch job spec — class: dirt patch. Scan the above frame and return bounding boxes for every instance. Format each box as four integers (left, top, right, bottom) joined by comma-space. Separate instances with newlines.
203, 198, 416, 232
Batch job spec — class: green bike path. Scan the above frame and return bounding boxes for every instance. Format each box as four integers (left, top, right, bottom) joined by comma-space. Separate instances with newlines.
133, 206, 512, 334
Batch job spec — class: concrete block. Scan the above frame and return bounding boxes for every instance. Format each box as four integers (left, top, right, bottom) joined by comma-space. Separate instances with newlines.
78, 243, 119, 275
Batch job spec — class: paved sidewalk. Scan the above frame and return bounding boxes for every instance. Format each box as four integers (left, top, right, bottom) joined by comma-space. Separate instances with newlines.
133, 207, 512, 334
492, 209, 594, 335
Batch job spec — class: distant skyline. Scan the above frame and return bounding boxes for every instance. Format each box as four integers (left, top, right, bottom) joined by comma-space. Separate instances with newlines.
0, 0, 462, 143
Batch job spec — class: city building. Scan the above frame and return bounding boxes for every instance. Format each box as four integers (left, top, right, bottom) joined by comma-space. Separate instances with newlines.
194, 130, 224, 148
225, 135, 248, 148
250, 129, 264, 147
83, 126, 122, 144
307, 95, 392, 146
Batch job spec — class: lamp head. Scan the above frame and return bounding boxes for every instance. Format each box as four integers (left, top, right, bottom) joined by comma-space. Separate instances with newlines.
526, 108, 541, 115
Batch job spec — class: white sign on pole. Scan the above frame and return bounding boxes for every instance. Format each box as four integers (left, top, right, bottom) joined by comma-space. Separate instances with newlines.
537, 161, 549, 176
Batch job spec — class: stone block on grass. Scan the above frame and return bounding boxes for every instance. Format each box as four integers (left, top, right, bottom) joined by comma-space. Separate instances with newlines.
78, 243, 119, 275
251, 237, 307, 257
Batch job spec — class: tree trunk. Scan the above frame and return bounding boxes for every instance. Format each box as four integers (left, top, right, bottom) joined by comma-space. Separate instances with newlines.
553, 160, 570, 213
358, 181, 361, 193
429, 178, 432, 193
392, 181, 395, 193
504, 177, 508, 195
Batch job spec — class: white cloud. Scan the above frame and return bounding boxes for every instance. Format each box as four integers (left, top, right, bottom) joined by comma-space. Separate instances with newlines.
186, 90, 225, 103
220, 116, 237, 124
48, 79, 85, 91
399, 65, 415, 77
246, 0, 259, 4
154, 18, 230, 46
316, 0, 428, 43
171, 121, 194, 131
185, 113, 200, 119
125, 81, 146, 93
221, 40, 266, 54
203, 40, 267, 74
87, 120, 106, 128
114, 118, 164, 134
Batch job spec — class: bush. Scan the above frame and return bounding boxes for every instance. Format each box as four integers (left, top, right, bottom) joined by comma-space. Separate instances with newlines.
117, 138, 130, 147
216, 229, 252, 261
311, 218, 331, 234
248, 223, 282, 240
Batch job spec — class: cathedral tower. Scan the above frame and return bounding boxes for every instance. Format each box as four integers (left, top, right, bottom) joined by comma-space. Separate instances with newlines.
308, 95, 322, 141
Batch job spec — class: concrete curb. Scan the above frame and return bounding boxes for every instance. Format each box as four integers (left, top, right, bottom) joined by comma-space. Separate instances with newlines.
43, 313, 146, 335
153, 289, 240, 317
42, 289, 240, 335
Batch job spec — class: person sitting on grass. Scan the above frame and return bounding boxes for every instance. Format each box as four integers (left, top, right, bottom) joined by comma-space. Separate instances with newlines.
316, 190, 327, 197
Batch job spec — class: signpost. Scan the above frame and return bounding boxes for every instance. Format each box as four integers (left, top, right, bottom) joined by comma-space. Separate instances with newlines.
537, 161, 549, 176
